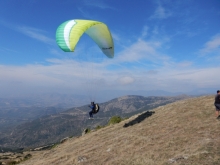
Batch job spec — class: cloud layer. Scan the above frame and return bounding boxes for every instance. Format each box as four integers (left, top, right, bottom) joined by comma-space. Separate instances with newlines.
1, 35, 219, 98
1, 0, 219, 100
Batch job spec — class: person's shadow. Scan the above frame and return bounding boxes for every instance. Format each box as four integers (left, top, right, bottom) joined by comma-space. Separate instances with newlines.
123, 111, 155, 128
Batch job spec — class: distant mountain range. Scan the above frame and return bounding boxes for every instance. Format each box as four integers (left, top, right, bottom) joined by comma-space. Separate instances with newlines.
0, 93, 88, 108
0, 88, 215, 108
0, 94, 88, 130
0, 95, 190, 149
0, 106, 64, 131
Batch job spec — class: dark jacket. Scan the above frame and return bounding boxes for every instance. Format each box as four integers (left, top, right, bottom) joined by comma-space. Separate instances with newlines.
89, 105, 94, 109
215, 94, 220, 104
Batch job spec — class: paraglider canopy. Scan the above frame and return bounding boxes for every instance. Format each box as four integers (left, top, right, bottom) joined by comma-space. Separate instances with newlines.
56, 19, 114, 58
56, 19, 114, 102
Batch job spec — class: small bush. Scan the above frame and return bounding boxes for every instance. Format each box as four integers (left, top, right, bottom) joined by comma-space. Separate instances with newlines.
108, 116, 122, 125
84, 128, 91, 134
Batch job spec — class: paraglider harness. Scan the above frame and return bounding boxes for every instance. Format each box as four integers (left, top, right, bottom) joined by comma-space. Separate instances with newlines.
92, 103, 100, 114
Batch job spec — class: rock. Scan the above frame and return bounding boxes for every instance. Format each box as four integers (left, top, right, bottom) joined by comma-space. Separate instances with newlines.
168, 156, 187, 163
78, 156, 87, 162
106, 148, 111, 152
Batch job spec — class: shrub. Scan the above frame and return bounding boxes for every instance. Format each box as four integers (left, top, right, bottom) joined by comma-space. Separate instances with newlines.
108, 116, 122, 125
84, 128, 91, 134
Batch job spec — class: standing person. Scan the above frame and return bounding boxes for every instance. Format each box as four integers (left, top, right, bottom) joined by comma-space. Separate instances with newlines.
88, 102, 95, 119
214, 90, 220, 119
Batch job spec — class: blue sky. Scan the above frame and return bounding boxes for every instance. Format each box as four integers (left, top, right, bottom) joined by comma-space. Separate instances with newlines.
0, 0, 220, 101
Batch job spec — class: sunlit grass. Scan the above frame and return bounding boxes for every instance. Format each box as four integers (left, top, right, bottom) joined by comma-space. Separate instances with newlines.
21, 95, 220, 165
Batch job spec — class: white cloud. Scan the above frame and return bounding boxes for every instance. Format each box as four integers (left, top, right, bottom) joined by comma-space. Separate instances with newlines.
0, 21, 218, 98
150, 4, 172, 19
111, 32, 120, 42
141, 26, 149, 38
116, 39, 169, 64
167, 67, 220, 88
118, 76, 134, 85
0, 20, 55, 45
146, 70, 158, 75
0, 56, 219, 98
49, 49, 64, 57
177, 61, 193, 67
199, 34, 220, 56
16, 26, 55, 45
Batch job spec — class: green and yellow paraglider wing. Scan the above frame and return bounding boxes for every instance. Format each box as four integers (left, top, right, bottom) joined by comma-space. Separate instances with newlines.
56, 19, 114, 58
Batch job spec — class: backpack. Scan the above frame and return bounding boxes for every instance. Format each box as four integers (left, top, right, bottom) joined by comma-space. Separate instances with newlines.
92, 104, 100, 114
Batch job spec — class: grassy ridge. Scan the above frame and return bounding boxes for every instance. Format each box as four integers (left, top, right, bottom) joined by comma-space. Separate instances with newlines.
21, 95, 220, 165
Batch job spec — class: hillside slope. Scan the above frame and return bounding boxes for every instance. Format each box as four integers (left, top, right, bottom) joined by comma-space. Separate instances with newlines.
21, 95, 220, 165
0, 95, 188, 148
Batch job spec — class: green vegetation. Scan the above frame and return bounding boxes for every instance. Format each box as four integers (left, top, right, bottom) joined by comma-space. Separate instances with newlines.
83, 116, 125, 134
50, 143, 59, 149
108, 116, 122, 125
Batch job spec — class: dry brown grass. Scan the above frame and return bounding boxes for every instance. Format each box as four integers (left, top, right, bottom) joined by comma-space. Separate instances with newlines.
19, 95, 220, 165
